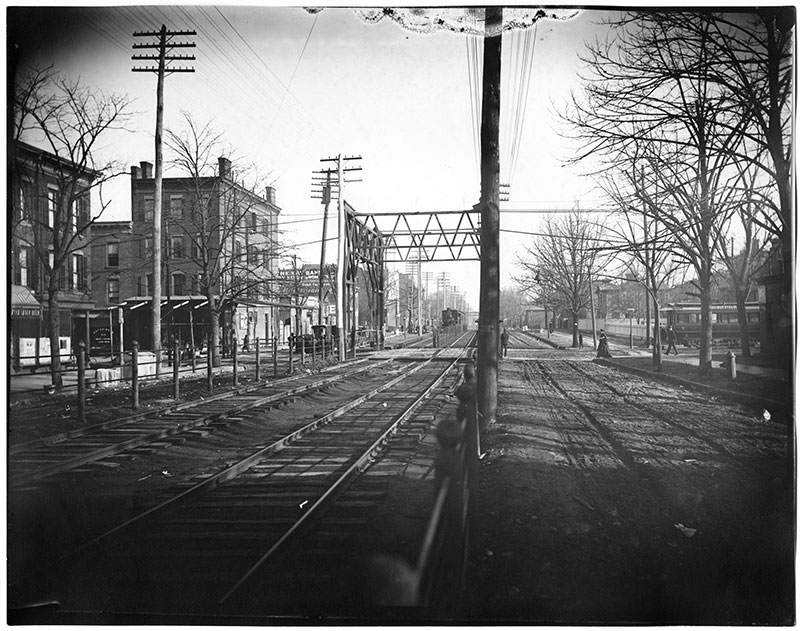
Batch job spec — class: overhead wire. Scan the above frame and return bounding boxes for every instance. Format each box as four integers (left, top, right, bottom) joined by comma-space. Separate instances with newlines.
255, 12, 320, 159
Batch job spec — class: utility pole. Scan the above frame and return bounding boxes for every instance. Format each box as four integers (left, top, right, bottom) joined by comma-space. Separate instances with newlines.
133, 25, 195, 375
312, 169, 335, 326
477, 7, 503, 426
316, 155, 362, 360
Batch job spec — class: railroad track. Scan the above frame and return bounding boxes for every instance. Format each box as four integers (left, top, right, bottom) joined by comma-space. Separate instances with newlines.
561, 360, 787, 470
9, 358, 387, 489
506, 329, 552, 352
10, 332, 475, 617
524, 359, 787, 501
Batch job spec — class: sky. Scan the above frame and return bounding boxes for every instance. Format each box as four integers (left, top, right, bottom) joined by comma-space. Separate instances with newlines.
8, 4, 614, 313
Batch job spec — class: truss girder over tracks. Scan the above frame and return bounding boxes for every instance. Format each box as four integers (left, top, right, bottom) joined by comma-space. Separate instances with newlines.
355, 209, 481, 262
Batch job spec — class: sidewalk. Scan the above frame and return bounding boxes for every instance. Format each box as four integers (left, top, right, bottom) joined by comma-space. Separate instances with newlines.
545, 330, 788, 381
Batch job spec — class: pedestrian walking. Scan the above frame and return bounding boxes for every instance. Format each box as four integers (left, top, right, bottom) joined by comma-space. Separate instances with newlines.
500, 328, 509, 358
597, 329, 612, 358
579, 332, 584, 349
242, 333, 250, 353
666, 326, 678, 355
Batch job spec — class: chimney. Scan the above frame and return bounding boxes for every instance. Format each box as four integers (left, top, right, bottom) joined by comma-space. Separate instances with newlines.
218, 157, 232, 179
130, 165, 141, 180
265, 186, 276, 205
139, 161, 153, 179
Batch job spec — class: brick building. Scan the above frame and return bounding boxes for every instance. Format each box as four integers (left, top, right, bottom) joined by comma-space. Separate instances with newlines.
10, 141, 96, 370
124, 157, 281, 353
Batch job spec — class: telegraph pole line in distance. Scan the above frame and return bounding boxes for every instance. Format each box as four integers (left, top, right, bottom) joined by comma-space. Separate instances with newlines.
133, 25, 195, 375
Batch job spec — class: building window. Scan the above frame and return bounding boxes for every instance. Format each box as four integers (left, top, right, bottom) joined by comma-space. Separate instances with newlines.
72, 252, 86, 291
17, 246, 29, 286
106, 241, 119, 268
18, 181, 32, 222
137, 274, 153, 296
143, 197, 154, 222
170, 235, 184, 259
107, 278, 120, 304
262, 218, 270, 238
191, 274, 203, 295
248, 245, 258, 265
140, 236, 152, 259
73, 196, 90, 233
47, 187, 58, 227
172, 272, 186, 296
191, 234, 202, 259
170, 195, 184, 220
250, 212, 257, 230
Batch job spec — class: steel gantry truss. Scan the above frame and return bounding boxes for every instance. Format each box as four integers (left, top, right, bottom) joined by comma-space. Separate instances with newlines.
341, 204, 480, 352
354, 208, 481, 263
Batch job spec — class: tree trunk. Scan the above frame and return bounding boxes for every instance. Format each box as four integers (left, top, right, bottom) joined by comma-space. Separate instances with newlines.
698, 284, 713, 375
734, 287, 751, 359
207, 293, 221, 368
47, 285, 63, 390
651, 302, 663, 369
571, 312, 579, 347
647, 269, 662, 369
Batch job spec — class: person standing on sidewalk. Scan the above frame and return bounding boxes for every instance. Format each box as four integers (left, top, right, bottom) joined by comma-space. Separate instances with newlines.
500, 328, 509, 358
579, 332, 584, 349
597, 330, 612, 358
666, 326, 678, 355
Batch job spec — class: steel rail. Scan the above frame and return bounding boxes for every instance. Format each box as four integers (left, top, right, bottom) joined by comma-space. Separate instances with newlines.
9, 359, 388, 487
10, 358, 372, 455
74, 340, 469, 562
219, 338, 472, 603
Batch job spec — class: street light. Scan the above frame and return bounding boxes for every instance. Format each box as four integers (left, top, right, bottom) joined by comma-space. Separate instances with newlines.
627, 308, 634, 349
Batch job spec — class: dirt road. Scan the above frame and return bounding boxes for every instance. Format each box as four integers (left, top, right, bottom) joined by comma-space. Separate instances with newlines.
464, 358, 793, 625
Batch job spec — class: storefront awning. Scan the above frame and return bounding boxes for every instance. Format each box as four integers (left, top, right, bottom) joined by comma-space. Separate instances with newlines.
10, 285, 42, 318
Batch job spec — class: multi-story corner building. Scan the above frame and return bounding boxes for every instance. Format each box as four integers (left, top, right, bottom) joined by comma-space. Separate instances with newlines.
125, 157, 281, 352
88, 220, 135, 356
10, 141, 96, 370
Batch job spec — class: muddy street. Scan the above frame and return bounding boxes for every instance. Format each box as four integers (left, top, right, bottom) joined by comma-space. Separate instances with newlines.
464, 358, 792, 625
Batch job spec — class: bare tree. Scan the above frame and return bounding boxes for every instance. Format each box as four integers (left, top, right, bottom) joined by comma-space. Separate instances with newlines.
517, 209, 605, 348
165, 113, 283, 367
499, 287, 526, 329
648, 10, 792, 298
562, 13, 754, 374
714, 162, 770, 358
600, 153, 686, 367
12, 68, 132, 389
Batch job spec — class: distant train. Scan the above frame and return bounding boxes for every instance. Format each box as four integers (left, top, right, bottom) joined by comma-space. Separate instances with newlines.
661, 302, 760, 347
441, 308, 462, 327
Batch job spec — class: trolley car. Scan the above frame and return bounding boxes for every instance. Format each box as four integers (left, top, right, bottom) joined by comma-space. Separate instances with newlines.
441, 308, 462, 327
661, 302, 760, 348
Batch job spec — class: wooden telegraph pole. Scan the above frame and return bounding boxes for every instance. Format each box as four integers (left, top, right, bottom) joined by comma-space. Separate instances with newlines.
133, 25, 195, 375
477, 7, 503, 426
316, 155, 361, 361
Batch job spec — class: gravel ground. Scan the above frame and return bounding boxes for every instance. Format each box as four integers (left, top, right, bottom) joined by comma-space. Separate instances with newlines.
462, 357, 793, 625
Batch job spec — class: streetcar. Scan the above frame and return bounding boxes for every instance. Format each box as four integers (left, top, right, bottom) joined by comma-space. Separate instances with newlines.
441, 308, 462, 327
661, 302, 760, 347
